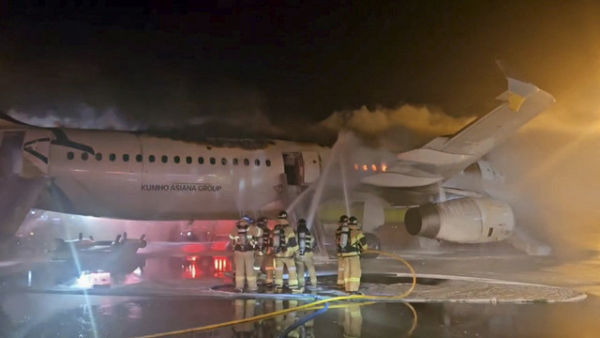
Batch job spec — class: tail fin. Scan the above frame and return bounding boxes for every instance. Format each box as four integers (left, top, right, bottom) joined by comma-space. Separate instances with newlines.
424, 77, 555, 157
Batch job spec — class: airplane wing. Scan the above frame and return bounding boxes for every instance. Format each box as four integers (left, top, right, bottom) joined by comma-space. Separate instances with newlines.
362, 77, 555, 188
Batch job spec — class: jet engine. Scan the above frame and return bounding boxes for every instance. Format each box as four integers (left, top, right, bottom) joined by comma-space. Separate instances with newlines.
404, 197, 514, 243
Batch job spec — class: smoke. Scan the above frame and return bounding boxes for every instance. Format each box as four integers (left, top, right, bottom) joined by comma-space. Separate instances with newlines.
8, 106, 145, 131
319, 104, 474, 151
487, 89, 600, 258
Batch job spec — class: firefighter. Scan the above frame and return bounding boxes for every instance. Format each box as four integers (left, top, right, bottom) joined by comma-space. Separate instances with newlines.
340, 216, 368, 293
335, 214, 349, 289
229, 216, 263, 292
271, 210, 300, 292
295, 218, 317, 289
232, 298, 256, 337
255, 216, 274, 287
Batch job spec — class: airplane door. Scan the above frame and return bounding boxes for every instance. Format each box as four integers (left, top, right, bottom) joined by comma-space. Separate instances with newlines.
282, 152, 320, 185
0, 131, 24, 176
301, 151, 320, 184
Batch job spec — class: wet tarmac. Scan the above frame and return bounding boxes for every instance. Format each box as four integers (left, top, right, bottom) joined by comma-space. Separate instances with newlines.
1, 244, 600, 337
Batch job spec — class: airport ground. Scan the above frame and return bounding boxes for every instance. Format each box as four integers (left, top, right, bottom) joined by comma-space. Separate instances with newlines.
1, 230, 600, 338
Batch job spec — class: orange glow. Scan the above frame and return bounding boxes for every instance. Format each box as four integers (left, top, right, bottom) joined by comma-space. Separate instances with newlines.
371, 164, 377, 171
381, 163, 388, 172
362, 164, 368, 171
354, 163, 359, 171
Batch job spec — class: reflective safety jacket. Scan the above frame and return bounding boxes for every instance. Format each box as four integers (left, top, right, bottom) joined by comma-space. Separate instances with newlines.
229, 224, 263, 252
257, 227, 271, 255
271, 221, 298, 258
296, 230, 315, 256
339, 225, 368, 257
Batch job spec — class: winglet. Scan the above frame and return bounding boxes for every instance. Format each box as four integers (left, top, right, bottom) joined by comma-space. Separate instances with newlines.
497, 78, 545, 112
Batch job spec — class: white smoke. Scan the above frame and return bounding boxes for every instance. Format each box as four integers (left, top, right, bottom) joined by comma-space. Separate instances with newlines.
319, 104, 474, 150
8, 105, 145, 131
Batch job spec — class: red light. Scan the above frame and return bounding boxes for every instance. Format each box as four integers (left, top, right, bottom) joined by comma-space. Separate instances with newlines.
186, 256, 198, 262
210, 240, 229, 251
213, 256, 230, 273
371, 164, 377, 172
381, 163, 388, 172
362, 164, 368, 172
354, 163, 359, 171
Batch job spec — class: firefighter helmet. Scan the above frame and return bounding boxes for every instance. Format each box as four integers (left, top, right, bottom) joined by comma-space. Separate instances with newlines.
278, 210, 288, 219
339, 215, 349, 223
242, 215, 254, 224
348, 216, 358, 225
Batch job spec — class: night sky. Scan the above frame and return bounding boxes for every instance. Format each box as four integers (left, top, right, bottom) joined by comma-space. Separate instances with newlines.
1, 1, 599, 138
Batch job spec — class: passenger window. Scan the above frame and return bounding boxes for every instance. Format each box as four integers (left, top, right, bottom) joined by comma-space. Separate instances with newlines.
136, 154, 143, 162
198, 157, 204, 164
210, 157, 216, 165
255, 159, 260, 166
110, 153, 116, 162
186, 156, 192, 164
244, 158, 249, 166
221, 158, 227, 165
123, 154, 130, 162
149, 155, 156, 163
67, 152, 74, 160
161, 155, 168, 163
174, 156, 181, 164
81, 153, 88, 161
233, 158, 239, 166
266, 159, 271, 167
95, 153, 103, 161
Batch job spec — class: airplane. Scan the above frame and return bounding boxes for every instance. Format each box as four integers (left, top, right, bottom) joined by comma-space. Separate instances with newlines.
0, 77, 555, 251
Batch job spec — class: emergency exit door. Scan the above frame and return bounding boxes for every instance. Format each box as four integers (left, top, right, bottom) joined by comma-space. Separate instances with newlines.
282, 152, 320, 186
0, 131, 25, 176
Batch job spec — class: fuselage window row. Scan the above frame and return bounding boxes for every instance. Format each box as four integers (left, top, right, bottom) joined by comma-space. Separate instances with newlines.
65, 151, 271, 168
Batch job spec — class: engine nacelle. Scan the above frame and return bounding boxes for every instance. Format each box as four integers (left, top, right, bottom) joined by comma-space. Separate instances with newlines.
404, 197, 514, 243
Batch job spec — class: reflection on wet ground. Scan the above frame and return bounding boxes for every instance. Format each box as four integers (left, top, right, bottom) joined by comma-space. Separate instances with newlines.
2, 248, 600, 337
2, 292, 600, 337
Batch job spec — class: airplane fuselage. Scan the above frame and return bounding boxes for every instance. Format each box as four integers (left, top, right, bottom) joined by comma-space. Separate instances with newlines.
22, 128, 330, 220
